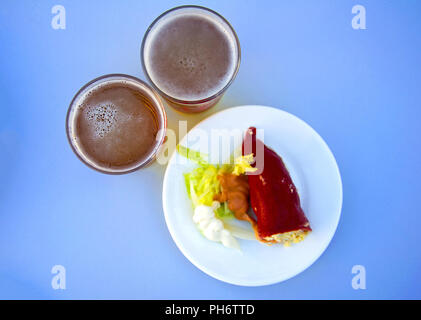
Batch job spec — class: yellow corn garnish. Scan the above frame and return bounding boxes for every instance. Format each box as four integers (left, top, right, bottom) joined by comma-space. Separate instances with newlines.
232, 154, 257, 176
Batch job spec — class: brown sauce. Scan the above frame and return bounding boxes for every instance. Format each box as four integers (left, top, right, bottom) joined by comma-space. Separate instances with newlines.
214, 173, 250, 221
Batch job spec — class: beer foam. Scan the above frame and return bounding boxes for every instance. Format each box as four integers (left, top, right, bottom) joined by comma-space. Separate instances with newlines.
71, 80, 161, 171
85, 102, 117, 138
143, 11, 238, 101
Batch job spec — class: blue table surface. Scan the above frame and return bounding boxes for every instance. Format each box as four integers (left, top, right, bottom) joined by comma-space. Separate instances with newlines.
0, 0, 420, 299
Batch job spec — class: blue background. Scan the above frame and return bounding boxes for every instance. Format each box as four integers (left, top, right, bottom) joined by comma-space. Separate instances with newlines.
0, 0, 420, 299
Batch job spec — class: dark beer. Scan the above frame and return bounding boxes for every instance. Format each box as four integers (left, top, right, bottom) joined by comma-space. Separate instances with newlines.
142, 6, 240, 112
67, 75, 166, 173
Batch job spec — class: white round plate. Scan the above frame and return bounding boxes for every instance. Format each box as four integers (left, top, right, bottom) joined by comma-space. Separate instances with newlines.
162, 106, 342, 286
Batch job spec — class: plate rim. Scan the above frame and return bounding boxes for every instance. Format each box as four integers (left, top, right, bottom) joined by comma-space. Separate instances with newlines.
162, 105, 343, 286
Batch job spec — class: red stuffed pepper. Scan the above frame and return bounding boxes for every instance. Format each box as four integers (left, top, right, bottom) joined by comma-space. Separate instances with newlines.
243, 127, 311, 245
